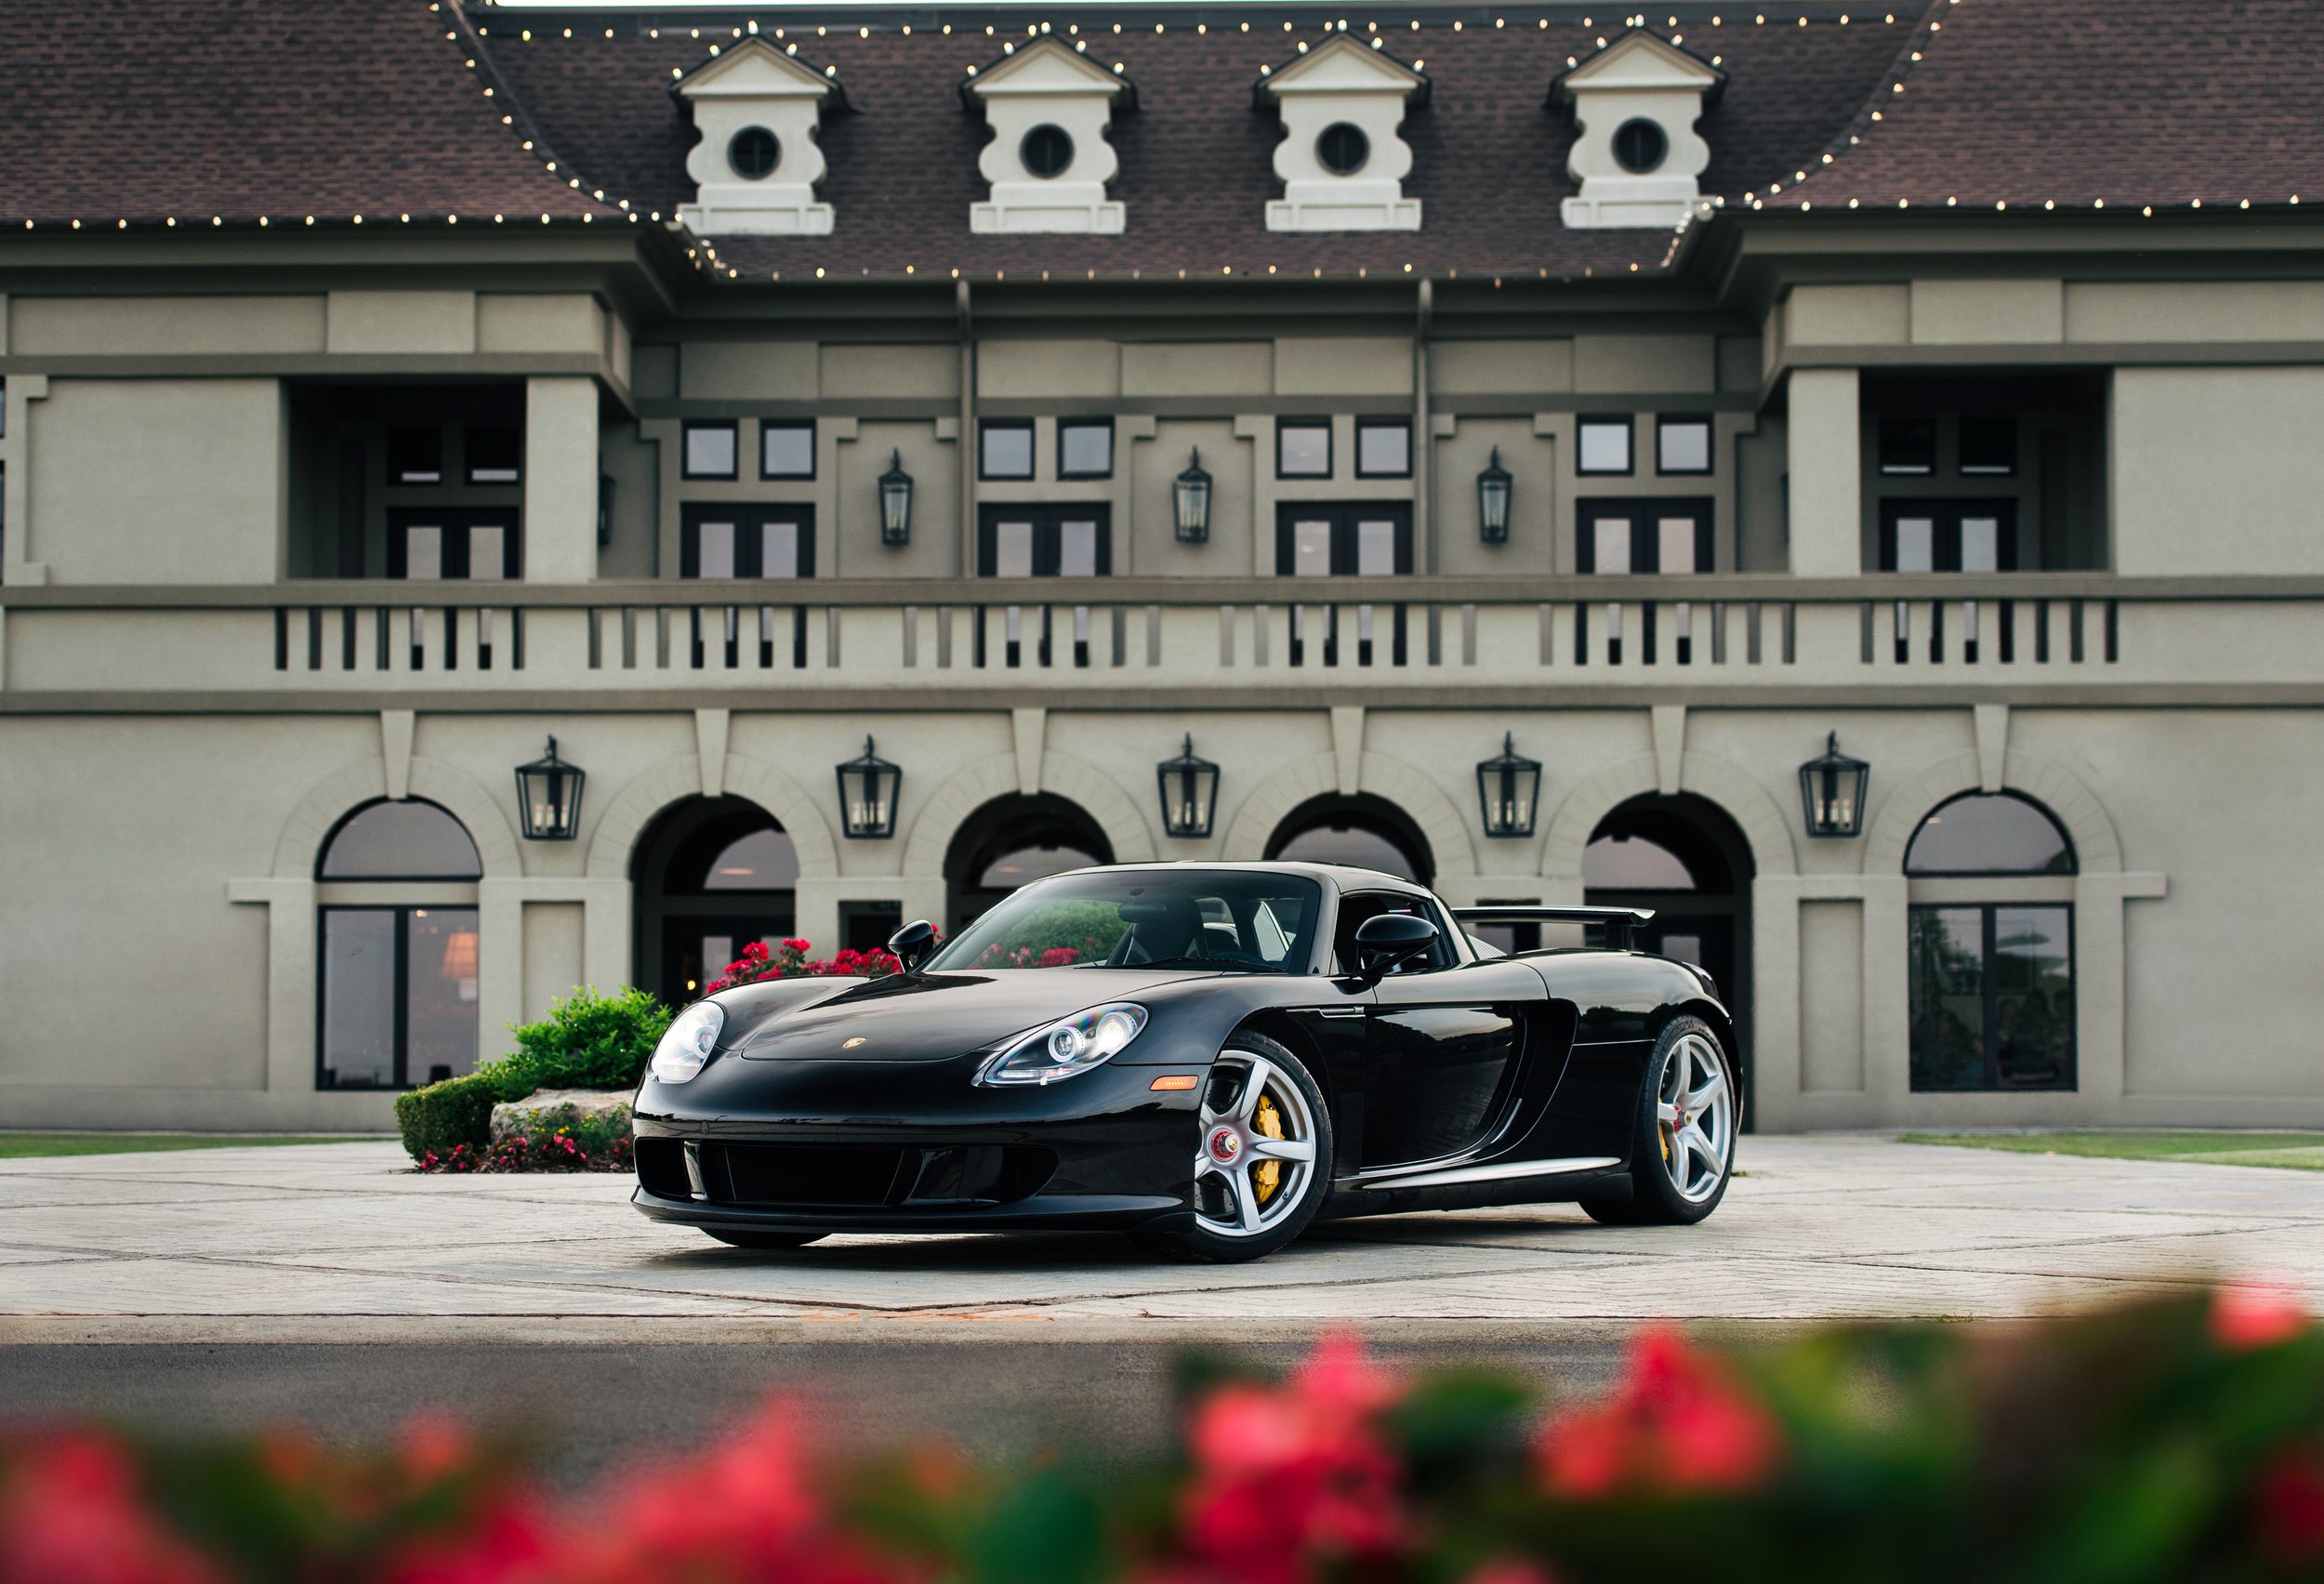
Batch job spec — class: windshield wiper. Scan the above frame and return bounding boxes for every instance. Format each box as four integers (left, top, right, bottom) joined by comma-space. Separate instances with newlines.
1116, 956, 1276, 972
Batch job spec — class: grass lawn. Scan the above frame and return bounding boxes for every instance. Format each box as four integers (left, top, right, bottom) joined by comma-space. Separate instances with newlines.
0, 1132, 387, 1159
1904, 1130, 2324, 1172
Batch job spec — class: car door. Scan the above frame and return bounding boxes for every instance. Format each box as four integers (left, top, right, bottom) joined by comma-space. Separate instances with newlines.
1335, 892, 1544, 1170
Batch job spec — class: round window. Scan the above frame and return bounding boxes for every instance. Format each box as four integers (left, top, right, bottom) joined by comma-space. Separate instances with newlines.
727, 125, 781, 180
1021, 123, 1075, 178
1316, 121, 1370, 176
1611, 117, 1668, 174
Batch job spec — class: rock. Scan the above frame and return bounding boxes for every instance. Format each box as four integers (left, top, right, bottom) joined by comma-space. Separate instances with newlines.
488, 1088, 633, 1146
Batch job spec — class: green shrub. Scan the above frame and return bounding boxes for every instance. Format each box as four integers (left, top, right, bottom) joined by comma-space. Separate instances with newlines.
393, 986, 669, 1162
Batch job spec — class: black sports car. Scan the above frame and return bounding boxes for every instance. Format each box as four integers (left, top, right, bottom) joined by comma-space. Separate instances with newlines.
631, 862, 1739, 1262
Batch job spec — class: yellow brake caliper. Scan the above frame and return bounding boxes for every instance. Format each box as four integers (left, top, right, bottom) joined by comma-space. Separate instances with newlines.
1253, 1092, 1286, 1202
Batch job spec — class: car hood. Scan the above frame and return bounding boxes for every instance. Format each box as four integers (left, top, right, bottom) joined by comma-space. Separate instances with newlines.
727, 969, 1223, 1063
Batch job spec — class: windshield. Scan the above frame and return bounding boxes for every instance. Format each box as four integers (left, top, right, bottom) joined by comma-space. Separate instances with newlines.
924, 870, 1326, 974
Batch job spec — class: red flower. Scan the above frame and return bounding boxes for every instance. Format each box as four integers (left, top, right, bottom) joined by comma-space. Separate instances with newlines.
742, 942, 770, 961
2257, 1447, 2324, 1564
2212, 1284, 2309, 1352
0, 1432, 218, 1584
1538, 1327, 1781, 1498
784, 938, 812, 953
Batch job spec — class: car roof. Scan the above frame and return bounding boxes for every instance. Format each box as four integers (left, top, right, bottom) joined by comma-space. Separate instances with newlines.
1023, 860, 1435, 898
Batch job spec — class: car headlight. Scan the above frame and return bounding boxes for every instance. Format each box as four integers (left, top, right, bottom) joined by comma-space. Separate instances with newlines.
976, 1003, 1148, 1087
651, 1000, 725, 1084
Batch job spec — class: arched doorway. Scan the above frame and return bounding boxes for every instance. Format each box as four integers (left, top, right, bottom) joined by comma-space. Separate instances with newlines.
632, 796, 799, 1006
1584, 793, 1754, 1116
1264, 793, 1433, 886
945, 793, 1113, 932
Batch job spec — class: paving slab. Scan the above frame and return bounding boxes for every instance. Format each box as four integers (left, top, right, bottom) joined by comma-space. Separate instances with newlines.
2, 1136, 2320, 1334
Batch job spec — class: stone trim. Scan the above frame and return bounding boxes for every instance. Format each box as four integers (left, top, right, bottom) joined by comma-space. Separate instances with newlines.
583, 751, 839, 881
1217, 748, 1478, 882
270, 754, 521, 881
1862, 746, 2124, 874
896, 748, 1157, 881
1538, 747, 1798, 880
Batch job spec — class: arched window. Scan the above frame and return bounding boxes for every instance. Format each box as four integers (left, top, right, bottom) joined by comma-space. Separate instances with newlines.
315, 799, 482, 1092
1905, 792, 2077, 1093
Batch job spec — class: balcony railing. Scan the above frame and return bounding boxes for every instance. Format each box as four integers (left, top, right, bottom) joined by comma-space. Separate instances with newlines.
3, 574, 2317, 698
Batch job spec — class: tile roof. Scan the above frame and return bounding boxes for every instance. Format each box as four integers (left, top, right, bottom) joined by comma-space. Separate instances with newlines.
0, 0, 621, 227
1755, 0, 2324, 212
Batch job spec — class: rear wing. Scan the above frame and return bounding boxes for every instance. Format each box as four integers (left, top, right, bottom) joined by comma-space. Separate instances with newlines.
1451, 905, 1657, 952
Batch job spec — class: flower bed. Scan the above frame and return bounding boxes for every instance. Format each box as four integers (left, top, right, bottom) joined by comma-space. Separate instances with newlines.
5, 1289, 2321, 1584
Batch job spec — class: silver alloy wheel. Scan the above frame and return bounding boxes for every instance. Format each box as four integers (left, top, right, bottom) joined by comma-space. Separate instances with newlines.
1194, 1049, 1319, 1238
1656, 1031, 1735, 1203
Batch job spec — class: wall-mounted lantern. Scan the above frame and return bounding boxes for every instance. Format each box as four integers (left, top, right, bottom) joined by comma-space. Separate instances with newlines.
514, 737, 587, 840
1798, 732, 1870, 838
878, 450, 914, 547
1476, 446, 1513, 544
1475, 733, 1541, 838
837, 736, 902, 838
1173, 449, 1213, 543
1155, 734, 1221, 839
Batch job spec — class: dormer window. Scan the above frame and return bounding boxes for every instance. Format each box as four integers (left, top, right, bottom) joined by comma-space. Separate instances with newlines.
1553, 32, 1723, 231
965, 38, 1135, 234
1259, 35, 1428, 232
673, 39, 844, 237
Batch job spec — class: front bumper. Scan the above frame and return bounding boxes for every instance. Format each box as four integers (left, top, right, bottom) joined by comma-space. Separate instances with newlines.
629, 1050, 1202, 1235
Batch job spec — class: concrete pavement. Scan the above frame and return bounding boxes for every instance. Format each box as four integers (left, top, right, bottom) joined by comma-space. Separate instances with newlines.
4, 1135, 2320, 1333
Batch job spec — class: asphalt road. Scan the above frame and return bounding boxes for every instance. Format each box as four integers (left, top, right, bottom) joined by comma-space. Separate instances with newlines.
0, 1333, 1633, 1487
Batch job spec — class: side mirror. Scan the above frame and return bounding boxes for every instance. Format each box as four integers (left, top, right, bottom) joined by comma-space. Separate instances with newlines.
887, 919, 937, 975
1353, 912, 1439, 980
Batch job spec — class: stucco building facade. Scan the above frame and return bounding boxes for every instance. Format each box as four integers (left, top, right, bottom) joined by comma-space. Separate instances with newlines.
2, 0, 2319, 1133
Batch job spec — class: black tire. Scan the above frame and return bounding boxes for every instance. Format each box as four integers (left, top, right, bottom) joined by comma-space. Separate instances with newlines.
705, 1228, 827, 1250
1134, 1033, 1334, 1264
1582, 1015, 1737, 1227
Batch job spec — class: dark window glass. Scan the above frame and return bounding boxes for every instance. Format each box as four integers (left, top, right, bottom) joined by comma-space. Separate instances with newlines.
1905, 793, 2076, 876
320, 799, 482, 879
1274, 503, 1413, 576
1316, 122, 1370, 175
1909, 904, 2075, 1090
1020, 124, 1075, 178
387, 511, 519, 581
1583, 833, 1696, 889
388, 427, 442, 485
682, 421, 739, 480
1058, 419, 1114, 479
1959, 416, 2018, 475
1577, 416, 1633, 475
1328, 891, 1457, 974
319, 906, 481, 1091
1880, 417, 1937, 475
702, 827, 800, 891
1878, 499, 2017, 573
1576, 497, 1712, 574
1354, 419, 1411, 479
680, 504, 815, 579
1657, 416, 1712, 475
728, 125, 781, 179
320, 909, 397, 1089
1612, 117, 1668, 173
977, 504, 1112, 576
980, 420, 1035, 480
407, 907, 482, 1086
1277, 419, 1332, 478
759, 420, 814, 479
465, 426, 521, 485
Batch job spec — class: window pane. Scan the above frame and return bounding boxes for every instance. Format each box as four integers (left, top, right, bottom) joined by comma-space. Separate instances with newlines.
321, 799, 482, 879
1657, 515, 1697, 574
466, 427, 521, 485
320, 910, 396, 1089
1961, 515, 2000, 573
761, 519, 799, 578
1355, 518, 1396, 576
1657, 419, 1710, 473
1959, 416, 2017, 475
1994, 905, 2075, 1088
404, 525, 442, 582
406, 907, 480, 1087
1356, 422, 1409, 477
683, 423, 737, 479
1592, 517, 1631, 574
1880, 417, 1935, 475
704, 827, 799, 890
1578, 419, 1631, 474
1059, 520, 1099, 577
469, 524, 507, 582
981, 424, 1034, 479
1895, 515, 1935, 573
1291, 520, 1331, 576
697, 520, 736, 579
760, 423, 813, 479
388, 427, 442, 485
994, 521, 1035, 579
1906, 793, 2075, 875
1059, 422, 1112, 478
1909, 906, 1987, 1090
1278, 423, 1330, 477
1583, 833, 1694, 889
